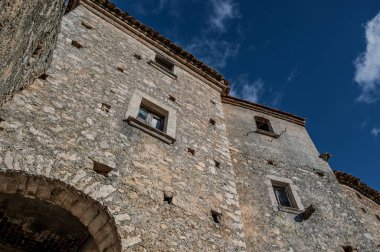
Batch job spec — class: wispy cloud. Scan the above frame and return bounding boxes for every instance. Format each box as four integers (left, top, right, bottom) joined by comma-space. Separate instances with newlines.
184, 0, 241, 69
286, 65, 299, 83
230, 75, 265, 103
187, 38, 240, 69
371, 127, 380, 137
354, 12, 380, 103
209, 0, 240, 32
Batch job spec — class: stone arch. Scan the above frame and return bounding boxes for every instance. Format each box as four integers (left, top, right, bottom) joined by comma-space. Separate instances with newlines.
0, 170, 121, 252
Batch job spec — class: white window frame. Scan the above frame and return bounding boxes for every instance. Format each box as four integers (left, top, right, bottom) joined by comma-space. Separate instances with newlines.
125, 89, 177, 144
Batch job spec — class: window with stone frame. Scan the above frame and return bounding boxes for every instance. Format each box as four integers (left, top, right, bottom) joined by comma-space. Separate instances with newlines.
273, 186, 293, 208
125, 90, 177, 144
137, 105, 165, 131
266, 175, 304, 213
255, 116, 273, 132
155, 54, 174, 72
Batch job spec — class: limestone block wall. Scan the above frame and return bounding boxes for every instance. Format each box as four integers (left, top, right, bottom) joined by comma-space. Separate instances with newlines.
0, 0, 65, 105
0, 4, 246, 251
340, 185, 380, 248
223, 102, 379, 251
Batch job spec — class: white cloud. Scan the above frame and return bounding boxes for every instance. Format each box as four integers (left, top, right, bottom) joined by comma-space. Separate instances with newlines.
371, 127, 380, 137
354, 12, 380, 103
230, 75, 265, 103
187, 38, 240, 69
209, 0, 240, 32
286, 65, 299, 83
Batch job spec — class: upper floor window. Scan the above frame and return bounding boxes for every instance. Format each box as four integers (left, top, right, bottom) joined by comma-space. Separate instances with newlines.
155, 54, 174, 72
254, 116, 280, 138
125, 90, 177, 144
137, 106, 165, 131
255, 116, 273, 132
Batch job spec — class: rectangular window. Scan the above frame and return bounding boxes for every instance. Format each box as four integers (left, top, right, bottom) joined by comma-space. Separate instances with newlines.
137, 106, 165, 131
273, 186, 293, 208
155, 54, 174, 72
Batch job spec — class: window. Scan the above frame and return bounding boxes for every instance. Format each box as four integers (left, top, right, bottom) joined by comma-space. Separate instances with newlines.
273, 186, 293, 208
155, 54, 174, 72
137, 106, 165, 131
148, 53, 177, 79
125, 90, 177, 144
266, 175, 304, 213
254, 116, 280, 138
255, 116, 273, 132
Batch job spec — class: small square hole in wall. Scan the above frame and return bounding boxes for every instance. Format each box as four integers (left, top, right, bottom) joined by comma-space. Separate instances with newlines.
214, 160, 220, 168
163, 194, 173, 204
116, 66, 124, 72
211, 210, 222, 224
267, 160, 274, 165
361, 208, 367, 213
38, 73, 48, 80
341, 245, 356, 252
209, 119, 216, 126
133, 53, 142, 60
71, 40, 83, 49
187, 148, 195, 156
169, 95, 176, 102
93, 161, 112, 176
81, 21, 93, 29
315, 171, 325, 177
101, 103, 111, 113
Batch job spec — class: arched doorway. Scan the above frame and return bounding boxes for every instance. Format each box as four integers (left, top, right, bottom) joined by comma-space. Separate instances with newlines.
0, 171, 121, 252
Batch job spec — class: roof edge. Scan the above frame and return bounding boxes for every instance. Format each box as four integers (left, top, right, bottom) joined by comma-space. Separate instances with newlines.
222, 95, 306, 126
78, 0, 229, 93
334, 170, 380, 206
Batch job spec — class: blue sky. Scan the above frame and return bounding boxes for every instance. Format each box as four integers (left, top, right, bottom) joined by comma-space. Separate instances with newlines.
113, 0, 380, 190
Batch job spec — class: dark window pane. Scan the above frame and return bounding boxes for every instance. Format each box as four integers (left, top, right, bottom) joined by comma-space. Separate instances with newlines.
137, 107, 148, 121
273, 186, 292, 208
155, 54, 174, 72
257, 121, 270, 131
151, 115, 164, 131
255, 117, 273, 132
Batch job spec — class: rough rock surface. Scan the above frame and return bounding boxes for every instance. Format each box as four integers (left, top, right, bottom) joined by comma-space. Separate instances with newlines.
0, 0, 65, 105
0, 5, 246, 251
223, 102, 380, 251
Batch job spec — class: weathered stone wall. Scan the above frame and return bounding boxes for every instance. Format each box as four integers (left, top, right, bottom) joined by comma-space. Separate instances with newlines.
339, 185, 380, 248
0, 0, 65, 105
223, 102, 379, 251
0, 4, 246, 251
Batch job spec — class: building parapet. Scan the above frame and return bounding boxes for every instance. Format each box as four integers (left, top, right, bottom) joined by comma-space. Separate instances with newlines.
222, 95, 306, 126
334, 171, 380, 205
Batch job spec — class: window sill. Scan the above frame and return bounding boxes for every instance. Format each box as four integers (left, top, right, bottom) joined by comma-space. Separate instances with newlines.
255, 129, 280, 138
278, 206, 301, 214
126, 116, 176, 144
147, 60, 178, 79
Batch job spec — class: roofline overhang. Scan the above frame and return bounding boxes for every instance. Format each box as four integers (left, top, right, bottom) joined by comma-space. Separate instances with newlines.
67, 0, 229, 94
222, 95, 306, 127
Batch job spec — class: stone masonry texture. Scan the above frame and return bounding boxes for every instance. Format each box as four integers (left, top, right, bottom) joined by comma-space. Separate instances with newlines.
0, 3, 245, 251
223, 102, 380, 251
0, 1, 379, 251
0, 0, 65, 105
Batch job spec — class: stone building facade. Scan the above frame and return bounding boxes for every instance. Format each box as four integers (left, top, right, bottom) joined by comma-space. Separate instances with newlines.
0, 0, 379, 251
